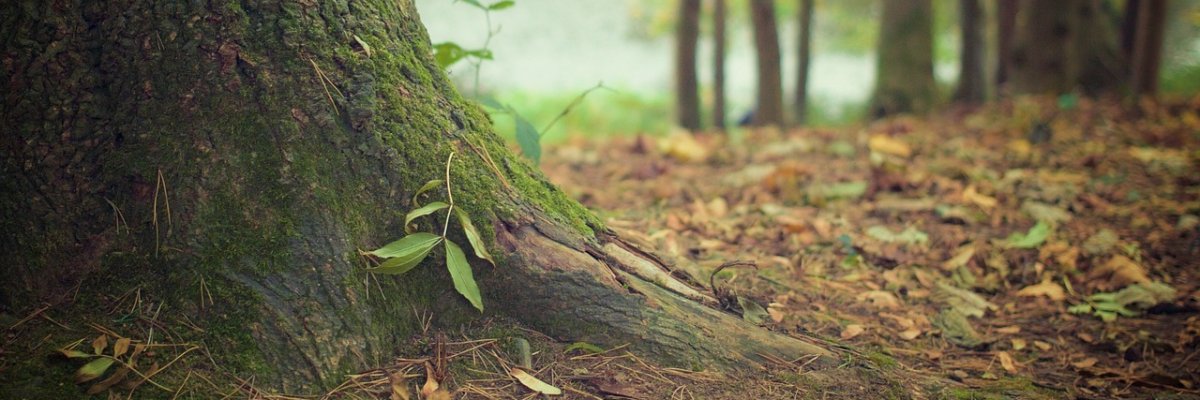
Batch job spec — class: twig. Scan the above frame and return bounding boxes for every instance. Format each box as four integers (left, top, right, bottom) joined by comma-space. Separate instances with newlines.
441, 152, 456, 237
540, 82, 610, 135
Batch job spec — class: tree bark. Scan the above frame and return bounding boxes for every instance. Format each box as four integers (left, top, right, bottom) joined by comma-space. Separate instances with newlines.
870, 0, 935, 117
713, 0, 728, 130
676, 0, 702, 131
794, 0, 814, 125
1130, 0, 1167, 98
954, 0, 987, 104
995, 0, 1018, 91
749, 0, 785, 127
0, 0, 832, 393
1008, 0, 1124, 95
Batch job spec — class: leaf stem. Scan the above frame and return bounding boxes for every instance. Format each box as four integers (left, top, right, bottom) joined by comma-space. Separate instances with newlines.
441, 152, 456, 237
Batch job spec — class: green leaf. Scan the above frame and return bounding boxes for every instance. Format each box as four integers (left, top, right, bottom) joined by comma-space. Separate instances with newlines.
478, 97, 505, 110
1005, 221, 1050, 249
60, 349, 94, 359
563, 342, 605, 354
488, 0, 515, 10
367, 233, 442, 275
737, 296, 769, 324
411, 179, 443, 206
459, 0, 485, 9
514, 113, 541, 164
455, 208, 495, 265
433, 42, 467, 69
465, 48, 493, 60
445, 240, 484, 311
75, 358, 114, 383
404, 201, 449, 233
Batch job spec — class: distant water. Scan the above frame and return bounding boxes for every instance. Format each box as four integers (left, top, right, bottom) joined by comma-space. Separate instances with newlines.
415, 0, 953, 120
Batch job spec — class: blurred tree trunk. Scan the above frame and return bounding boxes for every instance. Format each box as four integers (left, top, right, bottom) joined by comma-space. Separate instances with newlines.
676, 0, 703, 130
1130, 0, 1167, 97
995, 0, 1018, 91
1121, 0, 1142, 62
1008, 0, 1124, 95
954, 0, 987, 103
870, 0, 935, 117
713, 0, 728, 130
794, 0, 815, 125
0, 0, 833, 393
749, 0, 785, 126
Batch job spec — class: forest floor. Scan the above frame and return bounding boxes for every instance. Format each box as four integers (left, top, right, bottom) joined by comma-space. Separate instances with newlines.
528, 96, 1199, 399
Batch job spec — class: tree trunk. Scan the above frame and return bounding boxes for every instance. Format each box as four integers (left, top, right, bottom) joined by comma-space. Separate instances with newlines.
1008, 0, 1124, 95
870, 0, 935, 117
0, 0, 831, 393
1130, 0, 1167, 98
794, 0, 815, 125
713, 0, 728, 130
749, 0, 785, 127
954, 0, 987, 104
676, 0, 702, 131
995, 0, 1018, 91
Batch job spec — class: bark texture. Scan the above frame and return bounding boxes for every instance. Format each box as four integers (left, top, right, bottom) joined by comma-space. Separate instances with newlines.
675, 0, 702, 131
794, 0, 814, 125
0, 0, 832, 393
712, 0, 727, 130
954, 0, 987, 104
1130, 0, 1167, 97
1008, 0, 1124, 95
870, 0, 935, 117
749, 0, 784, 127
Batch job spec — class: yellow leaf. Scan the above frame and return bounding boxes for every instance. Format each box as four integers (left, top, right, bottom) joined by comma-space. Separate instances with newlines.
1072, 357, 1098, 369
1086, 255, 1149, 290
1016, 280, 1065, 301
426, 389, 452, 400
767, 306, 786, 323
1033, 340, 1052, 351
659, 129, 709, 163
963, 186, 997, 209
941, 244, 976, 271
91, 335, 108, 355
898, 328, 922, 340
1011, 338, 1027, 351
420, 362, 439, 398
510, 368, 562, 396
112, 338, 131, 358
997, 351, 1018, 373
857, 290, 901, 309
840, 324, 865, 340
389, 372, 411, 400
868, 135, 912, 158
995, 325, 1021, 334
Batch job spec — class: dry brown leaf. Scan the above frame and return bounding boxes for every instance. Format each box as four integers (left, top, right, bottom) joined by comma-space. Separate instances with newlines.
868, 134, 912, 158
91, 335, 108, 355
421, 362, 439, 398
1011, 338, 1027, 351
1015, 280, 1066, 301
1071, 357, 1098, 369
841, 324, 865, 340
426, 389, 452, 400
1085, 255, 1150, 290
898, 328, 922, 340
767, 306, 786, 323
942, 244, 976, 271
1033, 340, 1052, 351
857, 290, 901, 309
510, 368, 562, 396
660, 129, 709, 163
112, 337, 131, 358
995, 325, 1021, 334
997, 351, 1018, 373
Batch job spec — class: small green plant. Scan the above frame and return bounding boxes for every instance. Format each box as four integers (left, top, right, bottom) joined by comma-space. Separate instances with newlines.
364, 152, 494, 311
433, 0, 514, 95
481, 83, 608, 165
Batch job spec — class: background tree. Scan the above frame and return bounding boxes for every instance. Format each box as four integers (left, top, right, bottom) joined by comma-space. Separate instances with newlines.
713, 0, 728, 130
676, 0, 703, 130
0, 0, 832, 392
954, 0, 987, 103
794, 0, 815, 124
1130, 0, 1168, 97
1008, 0, 1124, 95
995, 0, 1019, 91
749, 0, 785, 126
870, 0, 935, 117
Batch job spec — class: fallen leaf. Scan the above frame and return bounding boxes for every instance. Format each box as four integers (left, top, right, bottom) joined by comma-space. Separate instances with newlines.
963, 186, 998, 209
1085, 255, 1149, 290
942, 244, 976, 271
390, 372, 411, 400
841, 324, 866, 340
767, 305, 786, 323
858, 290, 902, 309
1033, 340, 1052, 351
997, 351, 1018, 373
91, 335, 108, 355
898, 328, 922, 340
510, 368, 562, 396
1071, 357, 1098, 369
995, 325, 1021, 334
1016, 280, 1066, 301
1011, 338, 1027, 351
868, 134, 912, 158
426, 390, 452, 400
660, 129, 709, 163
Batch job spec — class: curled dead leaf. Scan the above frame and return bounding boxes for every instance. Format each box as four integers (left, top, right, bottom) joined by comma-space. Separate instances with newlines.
1016, 280, 1065, 301
1071, 357, 1098, 369
868, 134, 913, 158
1085, 255, 1149, 290
857, 290, 902, 309
510, 368, 562, 396
997, 351, 1018, 373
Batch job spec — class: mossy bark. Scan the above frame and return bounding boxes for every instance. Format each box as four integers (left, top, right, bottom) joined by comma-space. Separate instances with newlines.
1, 0, 832, 392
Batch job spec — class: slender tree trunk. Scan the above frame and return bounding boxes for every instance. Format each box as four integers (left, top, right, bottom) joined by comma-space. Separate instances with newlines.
0, 0, 832, 393
713, 0, 728, 130
1072, 0, 1124, 94
1130, 0, 1167, 97
1009, 0, 1124, 95
1121, 0, 1143, 63
749, 0, 785, 127
954, 0, 987, 104
996, 0, 1019, 91
794, 0, 815, 125
676, 0, 703, 131
870, 0, 935, 117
